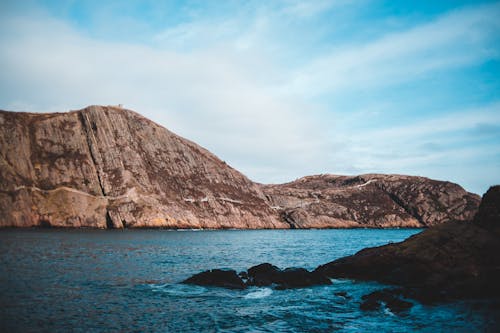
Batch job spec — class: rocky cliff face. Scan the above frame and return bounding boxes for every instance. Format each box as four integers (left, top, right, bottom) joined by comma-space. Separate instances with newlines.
0, 106, 286, 229
262, 174, 480, 228
0, 106, 480, 229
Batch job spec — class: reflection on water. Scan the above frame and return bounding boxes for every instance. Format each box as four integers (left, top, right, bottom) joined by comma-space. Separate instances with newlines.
0, 229, 497, 332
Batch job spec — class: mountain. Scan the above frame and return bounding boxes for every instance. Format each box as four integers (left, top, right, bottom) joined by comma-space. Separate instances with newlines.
0, 106, 480, 229
262, 174, 480, 228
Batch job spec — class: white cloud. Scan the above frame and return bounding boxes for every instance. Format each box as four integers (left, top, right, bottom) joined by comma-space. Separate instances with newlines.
0, 2, 499, 194
289, 2, 500, 97
0, 13, 331, 184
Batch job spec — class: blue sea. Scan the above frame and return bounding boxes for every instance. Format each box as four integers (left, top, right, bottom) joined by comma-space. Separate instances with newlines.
0, 229, 497, 332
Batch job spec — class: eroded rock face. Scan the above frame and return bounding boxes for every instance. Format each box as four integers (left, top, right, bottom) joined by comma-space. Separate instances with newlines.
0, 106, 480, 229
315, 186, 500, 302
262, 174, 480, 228
0, 106, 285, 229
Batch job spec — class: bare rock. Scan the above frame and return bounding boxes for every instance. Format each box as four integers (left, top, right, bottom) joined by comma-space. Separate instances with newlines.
246, 263, 332, 289
185, 263, 331, 290
262, 174, 480, 228
0, 106, 481, 229
183, 269, 246, 290
360, 289, 413, 313
0, 106, 286, 229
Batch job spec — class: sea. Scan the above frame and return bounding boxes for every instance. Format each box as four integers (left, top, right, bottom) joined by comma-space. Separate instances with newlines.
0, 229, 498, 332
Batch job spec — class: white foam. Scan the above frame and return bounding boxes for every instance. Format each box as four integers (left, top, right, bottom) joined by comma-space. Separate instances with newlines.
149, 283, 207, 296
244, 288, 273, 299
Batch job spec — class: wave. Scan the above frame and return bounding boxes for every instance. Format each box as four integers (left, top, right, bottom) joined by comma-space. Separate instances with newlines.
244, 288, 273, 299
147, 283, 207, 296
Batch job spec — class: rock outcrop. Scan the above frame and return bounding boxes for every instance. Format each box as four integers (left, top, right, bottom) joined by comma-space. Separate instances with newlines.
315, 186, 500, 302
183, 187, 499, 305
262, 174, 480, 228
183, 269, 246, 290
183, 263, 332, 290
0, 106, 480, 229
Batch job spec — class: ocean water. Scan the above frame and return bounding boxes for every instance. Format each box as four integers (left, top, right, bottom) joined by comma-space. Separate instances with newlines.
0, 229, 497, 332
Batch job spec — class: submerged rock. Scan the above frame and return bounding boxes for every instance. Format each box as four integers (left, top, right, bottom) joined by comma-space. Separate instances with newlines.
183, 269, 246, 290
316, 186, 500, 302
360, 289, 413, 313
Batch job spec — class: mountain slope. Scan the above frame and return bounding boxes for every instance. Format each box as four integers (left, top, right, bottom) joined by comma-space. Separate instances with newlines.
0, 106, 480, 229
262, 174, 480, 228
0, 105, 286, 228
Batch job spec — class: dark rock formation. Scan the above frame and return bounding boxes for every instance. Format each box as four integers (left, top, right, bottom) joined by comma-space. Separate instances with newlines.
0, 106, 480, 228
246, 263, 282, 286
246, 263, 332, 289
183, 263, 331, 290
360, 289, 413, 313
183, 269, 245, 290
316, 186, 500, 302
263, 174, 480, 228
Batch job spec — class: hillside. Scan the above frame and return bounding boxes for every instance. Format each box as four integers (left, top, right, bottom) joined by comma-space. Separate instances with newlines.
0, 106, 480, 228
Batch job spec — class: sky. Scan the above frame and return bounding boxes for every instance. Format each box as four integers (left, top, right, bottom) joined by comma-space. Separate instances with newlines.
1, 0, 499, 195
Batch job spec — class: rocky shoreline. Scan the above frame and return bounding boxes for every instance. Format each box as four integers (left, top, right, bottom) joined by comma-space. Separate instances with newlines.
183, 186, 500, 311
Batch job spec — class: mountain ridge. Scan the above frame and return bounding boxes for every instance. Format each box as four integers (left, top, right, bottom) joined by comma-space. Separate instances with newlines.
0, 105, 480, 228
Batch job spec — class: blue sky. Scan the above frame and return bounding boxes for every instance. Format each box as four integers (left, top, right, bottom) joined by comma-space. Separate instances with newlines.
1, 0, 499, 194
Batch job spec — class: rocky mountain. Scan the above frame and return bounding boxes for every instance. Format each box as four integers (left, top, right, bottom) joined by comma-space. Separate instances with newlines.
262, 174, 480, 228
0, 106, 286, 229
0, 106, 480, 229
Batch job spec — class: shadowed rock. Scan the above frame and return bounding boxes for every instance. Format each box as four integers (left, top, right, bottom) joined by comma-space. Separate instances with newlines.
360, 289, 413, 313
246, 263, 282, 286
183, 263, 331, 290
315, 186, 500, 302
183, 269, 245, 290
246, 263, 332, 289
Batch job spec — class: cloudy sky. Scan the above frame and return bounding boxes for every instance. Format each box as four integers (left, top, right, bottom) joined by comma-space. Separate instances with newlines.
1, 0, 499, 195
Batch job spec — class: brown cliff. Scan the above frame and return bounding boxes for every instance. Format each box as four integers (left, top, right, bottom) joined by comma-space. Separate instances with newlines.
0, 106, 480, 229
0, 106, 286, 229
262, 174, 480, 228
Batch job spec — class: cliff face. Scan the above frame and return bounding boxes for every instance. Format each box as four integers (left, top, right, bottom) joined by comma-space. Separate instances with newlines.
0, 106, 286, 229
262, 174, 480, 228
0, 106, 480, 229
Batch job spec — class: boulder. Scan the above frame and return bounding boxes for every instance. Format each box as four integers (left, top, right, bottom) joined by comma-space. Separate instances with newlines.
183, 269, 246, 290
247, 263, 282, 286
246, 263, 331, 289
184, 263, 332, 290
360, 289, 413, 313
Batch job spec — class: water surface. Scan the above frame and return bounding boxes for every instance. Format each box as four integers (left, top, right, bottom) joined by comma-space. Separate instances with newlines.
0, 229, 497, 332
